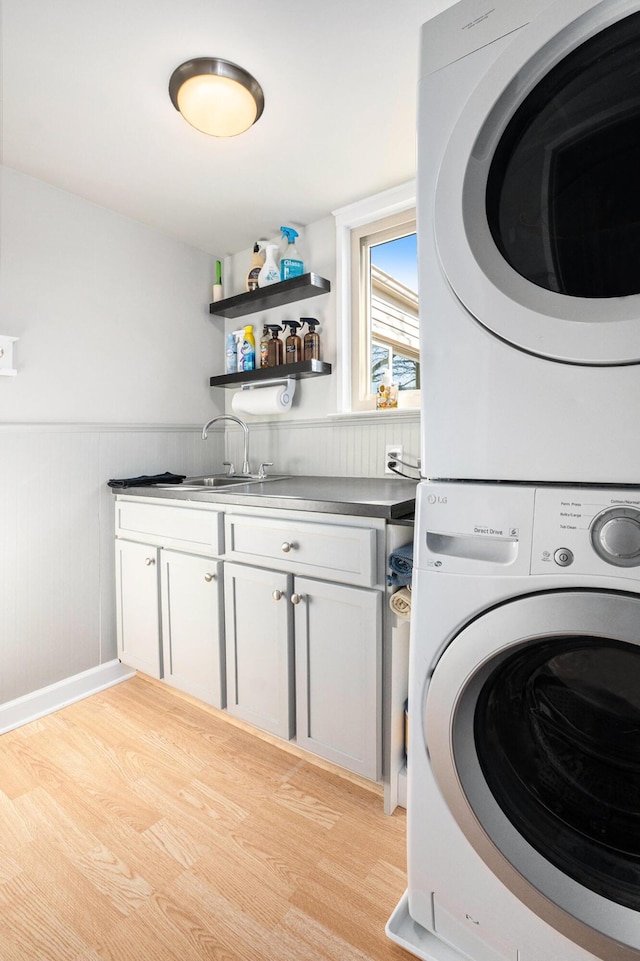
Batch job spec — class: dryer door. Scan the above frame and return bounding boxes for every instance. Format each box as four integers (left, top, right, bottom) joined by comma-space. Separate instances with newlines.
434, 0, 640, 365
425, 589, 640, 960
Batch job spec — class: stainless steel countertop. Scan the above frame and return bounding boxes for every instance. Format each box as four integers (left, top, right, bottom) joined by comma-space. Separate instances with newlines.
113, 475, 417, 520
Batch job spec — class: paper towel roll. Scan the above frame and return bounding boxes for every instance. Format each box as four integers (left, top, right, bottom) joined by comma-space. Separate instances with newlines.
231, 384, 294, 416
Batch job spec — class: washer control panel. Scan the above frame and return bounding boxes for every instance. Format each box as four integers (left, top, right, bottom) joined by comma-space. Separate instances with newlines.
532, 488, 640, 577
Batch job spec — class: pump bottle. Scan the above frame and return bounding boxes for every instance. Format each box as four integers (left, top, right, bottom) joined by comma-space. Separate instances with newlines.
246, 243, 264, 292
283, 320, 302, 363
280, 227, 304, 281
258, 245, 280, 287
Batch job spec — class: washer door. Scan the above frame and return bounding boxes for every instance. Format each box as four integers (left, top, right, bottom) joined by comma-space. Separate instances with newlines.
435, 0, 640, 365
426, 590, 640, 959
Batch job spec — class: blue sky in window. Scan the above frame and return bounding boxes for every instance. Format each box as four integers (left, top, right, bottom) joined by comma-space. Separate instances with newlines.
370, 233, 417, 293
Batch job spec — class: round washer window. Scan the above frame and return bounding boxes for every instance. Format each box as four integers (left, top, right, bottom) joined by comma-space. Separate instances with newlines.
475, 637, 640, 910
486, 11, 640, 299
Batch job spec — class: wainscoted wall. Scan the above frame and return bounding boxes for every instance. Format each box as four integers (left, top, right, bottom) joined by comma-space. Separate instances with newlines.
224, 411, 421, 478
0, 425, 222, 704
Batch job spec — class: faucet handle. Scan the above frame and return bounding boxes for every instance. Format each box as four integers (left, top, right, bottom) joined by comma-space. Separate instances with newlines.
258, 462, 273, 480
223, 461, 235, 476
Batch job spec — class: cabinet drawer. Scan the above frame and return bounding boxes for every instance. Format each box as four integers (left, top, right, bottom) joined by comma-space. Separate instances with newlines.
224, 514, 377, 587
116, 500, 223, 556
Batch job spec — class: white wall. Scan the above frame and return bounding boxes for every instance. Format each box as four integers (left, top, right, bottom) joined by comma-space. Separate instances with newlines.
0, 168, 226, 702
0, 167, 223, 423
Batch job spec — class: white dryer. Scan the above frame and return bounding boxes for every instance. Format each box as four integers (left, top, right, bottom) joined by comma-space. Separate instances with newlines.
419, 0, 640, 483
387, 480, 640, 961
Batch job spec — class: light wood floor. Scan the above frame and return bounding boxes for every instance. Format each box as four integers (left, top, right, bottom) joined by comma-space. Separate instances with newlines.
0, 674, 408, 961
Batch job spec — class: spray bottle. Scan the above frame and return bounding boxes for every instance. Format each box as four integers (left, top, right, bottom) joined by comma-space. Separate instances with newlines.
282, 320, 302, 363
301, 318, 321, 361
266, 325, 284, 367
280, 227, 304, 280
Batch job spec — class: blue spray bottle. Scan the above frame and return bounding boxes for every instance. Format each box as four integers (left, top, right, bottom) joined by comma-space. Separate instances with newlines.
280, 227, 304, 280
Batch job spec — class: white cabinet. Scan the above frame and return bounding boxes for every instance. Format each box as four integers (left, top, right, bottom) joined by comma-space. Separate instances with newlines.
224, 562, 294, 739
160, 550, 224, 708
115, 539, 162, 678
115, 499, 225, 708
294, 576, 381, 779
114, 495, 399, 787
223, 511, 382, 780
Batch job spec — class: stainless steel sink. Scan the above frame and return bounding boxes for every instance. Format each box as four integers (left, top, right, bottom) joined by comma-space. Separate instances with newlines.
154, 474, 289, 491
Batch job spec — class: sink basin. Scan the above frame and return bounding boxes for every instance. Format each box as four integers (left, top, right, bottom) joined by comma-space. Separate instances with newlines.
153, 474, 289, 491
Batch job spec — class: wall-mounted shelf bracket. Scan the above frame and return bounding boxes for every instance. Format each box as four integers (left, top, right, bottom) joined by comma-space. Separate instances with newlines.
0, 336, 18, 376
238, 376, 296, 402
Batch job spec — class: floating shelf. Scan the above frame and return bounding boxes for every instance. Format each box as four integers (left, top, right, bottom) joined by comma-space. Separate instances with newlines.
210, 359, 331, 389
209, 273, 331, 319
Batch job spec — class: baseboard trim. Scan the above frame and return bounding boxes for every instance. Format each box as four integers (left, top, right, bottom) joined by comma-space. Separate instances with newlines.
0, 659, 135, 735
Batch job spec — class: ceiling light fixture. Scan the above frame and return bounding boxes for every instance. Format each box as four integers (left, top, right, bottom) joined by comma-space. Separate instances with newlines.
169, 57, 264, 138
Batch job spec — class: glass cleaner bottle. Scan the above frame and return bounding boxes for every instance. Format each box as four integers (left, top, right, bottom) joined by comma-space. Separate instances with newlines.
280, 227, 304, 280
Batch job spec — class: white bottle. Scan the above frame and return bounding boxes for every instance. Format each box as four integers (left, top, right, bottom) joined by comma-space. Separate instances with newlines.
258, 244, 281, 287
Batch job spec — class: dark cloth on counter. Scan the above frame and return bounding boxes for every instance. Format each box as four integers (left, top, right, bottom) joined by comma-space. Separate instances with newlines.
108, 471, 186, 489
387, 542, 414, 586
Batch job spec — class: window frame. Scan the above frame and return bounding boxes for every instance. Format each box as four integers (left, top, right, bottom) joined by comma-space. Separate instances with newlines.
334, 181, 418, 413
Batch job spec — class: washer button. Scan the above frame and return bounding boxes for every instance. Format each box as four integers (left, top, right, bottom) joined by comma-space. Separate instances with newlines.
554, 548, 574, 567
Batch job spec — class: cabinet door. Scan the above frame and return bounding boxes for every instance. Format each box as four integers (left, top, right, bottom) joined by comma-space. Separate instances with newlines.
160, 550, 225, 708
115, 539, 161, 678
224, 562, 294, 739
294, 577, 381, 780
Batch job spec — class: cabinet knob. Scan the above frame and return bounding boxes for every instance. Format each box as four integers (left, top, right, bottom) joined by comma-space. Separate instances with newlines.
281, 541, 295, 553
291, 593, 304, 605
272, 589, 283, 601
144, 557, 155, 566
204, 572, 216, 582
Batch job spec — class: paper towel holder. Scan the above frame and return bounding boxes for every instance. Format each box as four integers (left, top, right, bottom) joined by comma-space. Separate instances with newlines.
239, 376, 296, 404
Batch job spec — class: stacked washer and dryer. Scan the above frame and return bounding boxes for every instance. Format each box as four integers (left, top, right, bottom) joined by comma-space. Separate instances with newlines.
387, 2, 640, 961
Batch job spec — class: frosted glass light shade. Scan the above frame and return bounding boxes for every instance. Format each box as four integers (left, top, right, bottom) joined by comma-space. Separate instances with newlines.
169, 58, 264, 138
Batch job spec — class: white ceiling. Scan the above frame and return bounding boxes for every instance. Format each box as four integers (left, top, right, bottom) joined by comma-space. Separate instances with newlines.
1, 0, 454, 256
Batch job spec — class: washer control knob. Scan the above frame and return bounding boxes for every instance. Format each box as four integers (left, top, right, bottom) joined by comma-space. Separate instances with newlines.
554, 548, 574, 567
591, 507, 640, 567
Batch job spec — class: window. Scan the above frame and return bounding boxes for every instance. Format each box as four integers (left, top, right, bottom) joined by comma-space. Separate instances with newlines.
334, 182, 419, 412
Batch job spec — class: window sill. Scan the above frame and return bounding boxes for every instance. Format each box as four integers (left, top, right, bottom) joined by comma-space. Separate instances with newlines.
328, 408, 420, 423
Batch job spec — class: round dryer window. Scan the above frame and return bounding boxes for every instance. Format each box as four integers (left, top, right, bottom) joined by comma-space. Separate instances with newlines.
434, 1, 640, 365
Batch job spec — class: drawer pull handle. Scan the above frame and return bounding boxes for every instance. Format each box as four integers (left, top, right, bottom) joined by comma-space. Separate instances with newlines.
272, 589, 283, 601
204, 572, 216, 582
291, 593, 303, 605
281, 541, 295, 553
144, 557, 155, 566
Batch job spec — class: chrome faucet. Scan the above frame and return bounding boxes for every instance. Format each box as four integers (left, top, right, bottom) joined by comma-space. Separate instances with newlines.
201, 414, 251, 476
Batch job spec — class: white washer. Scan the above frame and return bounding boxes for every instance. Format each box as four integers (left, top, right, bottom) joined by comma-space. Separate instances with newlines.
419, 0, 640, 483
387, 480, 640, 961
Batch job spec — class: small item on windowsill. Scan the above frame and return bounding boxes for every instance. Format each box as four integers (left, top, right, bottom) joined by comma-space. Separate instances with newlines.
376, 368, 398, 409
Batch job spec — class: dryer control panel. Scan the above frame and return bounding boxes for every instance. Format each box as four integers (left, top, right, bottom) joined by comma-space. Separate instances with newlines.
532, 487, 640, 576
